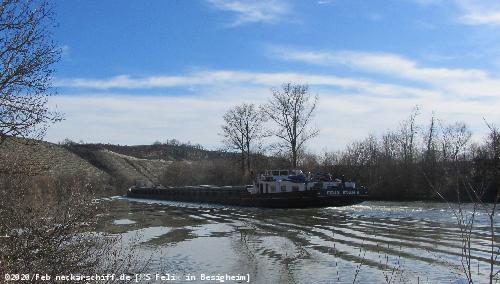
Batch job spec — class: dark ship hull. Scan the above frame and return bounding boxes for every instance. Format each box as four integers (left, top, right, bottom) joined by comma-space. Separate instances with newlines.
127, 185, 367, 209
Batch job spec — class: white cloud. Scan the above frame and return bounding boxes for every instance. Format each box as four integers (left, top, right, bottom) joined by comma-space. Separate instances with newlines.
317, 0, 333, 5
47, 94, 234, 147
412, 0, 500, 26
271, 48, 500, 98
46, 89, 499, 151
56, 70, 440, 100
206, 0, 289, 26
273, 49, 486, 80
50, 64, 499, 150
460, 10, 500, 25
456, 0, 500, 25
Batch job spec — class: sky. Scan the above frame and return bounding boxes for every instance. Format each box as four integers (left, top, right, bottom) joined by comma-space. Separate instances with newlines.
47, 0, 500, 152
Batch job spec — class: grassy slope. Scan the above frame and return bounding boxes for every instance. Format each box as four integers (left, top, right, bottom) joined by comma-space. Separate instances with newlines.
0, 138, 108, 180
0, 139, 172, 191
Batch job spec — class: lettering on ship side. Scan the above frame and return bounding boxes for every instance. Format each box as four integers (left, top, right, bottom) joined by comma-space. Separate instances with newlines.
326, 190, 359, 196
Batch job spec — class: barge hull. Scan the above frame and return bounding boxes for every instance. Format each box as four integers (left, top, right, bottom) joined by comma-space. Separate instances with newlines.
127, 187, 365, 208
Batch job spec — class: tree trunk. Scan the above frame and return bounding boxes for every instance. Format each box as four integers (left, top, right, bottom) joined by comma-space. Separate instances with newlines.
241, 150, 245, 174
246, 146, 251, 172
246, 123, 251, 172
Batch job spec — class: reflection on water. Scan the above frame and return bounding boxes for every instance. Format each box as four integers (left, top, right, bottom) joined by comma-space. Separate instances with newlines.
97, 198, 500, 283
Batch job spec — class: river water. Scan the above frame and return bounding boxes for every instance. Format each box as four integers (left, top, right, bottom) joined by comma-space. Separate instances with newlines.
98, 198, 499, 283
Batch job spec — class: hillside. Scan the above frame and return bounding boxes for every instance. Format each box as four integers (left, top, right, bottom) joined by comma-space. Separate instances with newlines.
0, 138, 108, 180
0, 138, 173, 191
0, 138, 276, 192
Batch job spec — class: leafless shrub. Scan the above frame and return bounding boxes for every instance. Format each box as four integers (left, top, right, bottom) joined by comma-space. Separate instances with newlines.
424, 122, 499, 284
0, 172, 144, 281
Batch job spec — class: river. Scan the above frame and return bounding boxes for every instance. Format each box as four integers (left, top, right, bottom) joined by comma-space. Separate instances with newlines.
97, 198, 500, 283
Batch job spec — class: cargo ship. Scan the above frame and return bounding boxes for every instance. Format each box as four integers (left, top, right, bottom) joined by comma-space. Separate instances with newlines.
127, 170, 368, 208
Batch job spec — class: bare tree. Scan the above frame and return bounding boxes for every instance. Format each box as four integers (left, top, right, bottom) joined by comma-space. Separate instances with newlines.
424, 113, 437, 158
421, 113, 438, 198
398, 106, 420, 164
440, 121, 472, 162
0, 0, 62, 145
381, 130, 399, 161
263, 83, 319, 168
220, 103, 266, 173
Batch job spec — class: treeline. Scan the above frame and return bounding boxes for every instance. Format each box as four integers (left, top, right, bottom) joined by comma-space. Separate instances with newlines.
311, 109, 499, 201
61, 138, 230, 161
57, 106, 498, 202
57, 91, 498, 202
155, 105, 499, 201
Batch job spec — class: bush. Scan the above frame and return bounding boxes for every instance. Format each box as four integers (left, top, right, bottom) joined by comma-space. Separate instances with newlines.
0, 173, 141, 278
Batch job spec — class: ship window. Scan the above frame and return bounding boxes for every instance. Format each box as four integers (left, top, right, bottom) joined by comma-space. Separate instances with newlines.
280, 170, 289, 176
270, 185, 276, 192
272, 170, 280, 176
281, 185, 286, 192
292, 186, 299, 192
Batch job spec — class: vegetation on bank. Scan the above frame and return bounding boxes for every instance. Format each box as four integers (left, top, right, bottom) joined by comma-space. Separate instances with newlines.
216, 85, 498, 202
5, 108, 496, 202
0, 173, 143, 278
158, 114, 498, 202
63, 109, 499, 203
324, 110, 499, 202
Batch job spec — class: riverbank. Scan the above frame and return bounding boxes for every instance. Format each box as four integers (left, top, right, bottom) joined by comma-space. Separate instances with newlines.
1, 137, 497, 202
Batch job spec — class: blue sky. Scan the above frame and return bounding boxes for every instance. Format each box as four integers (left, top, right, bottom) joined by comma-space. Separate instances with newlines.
47, 0, 500, 151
